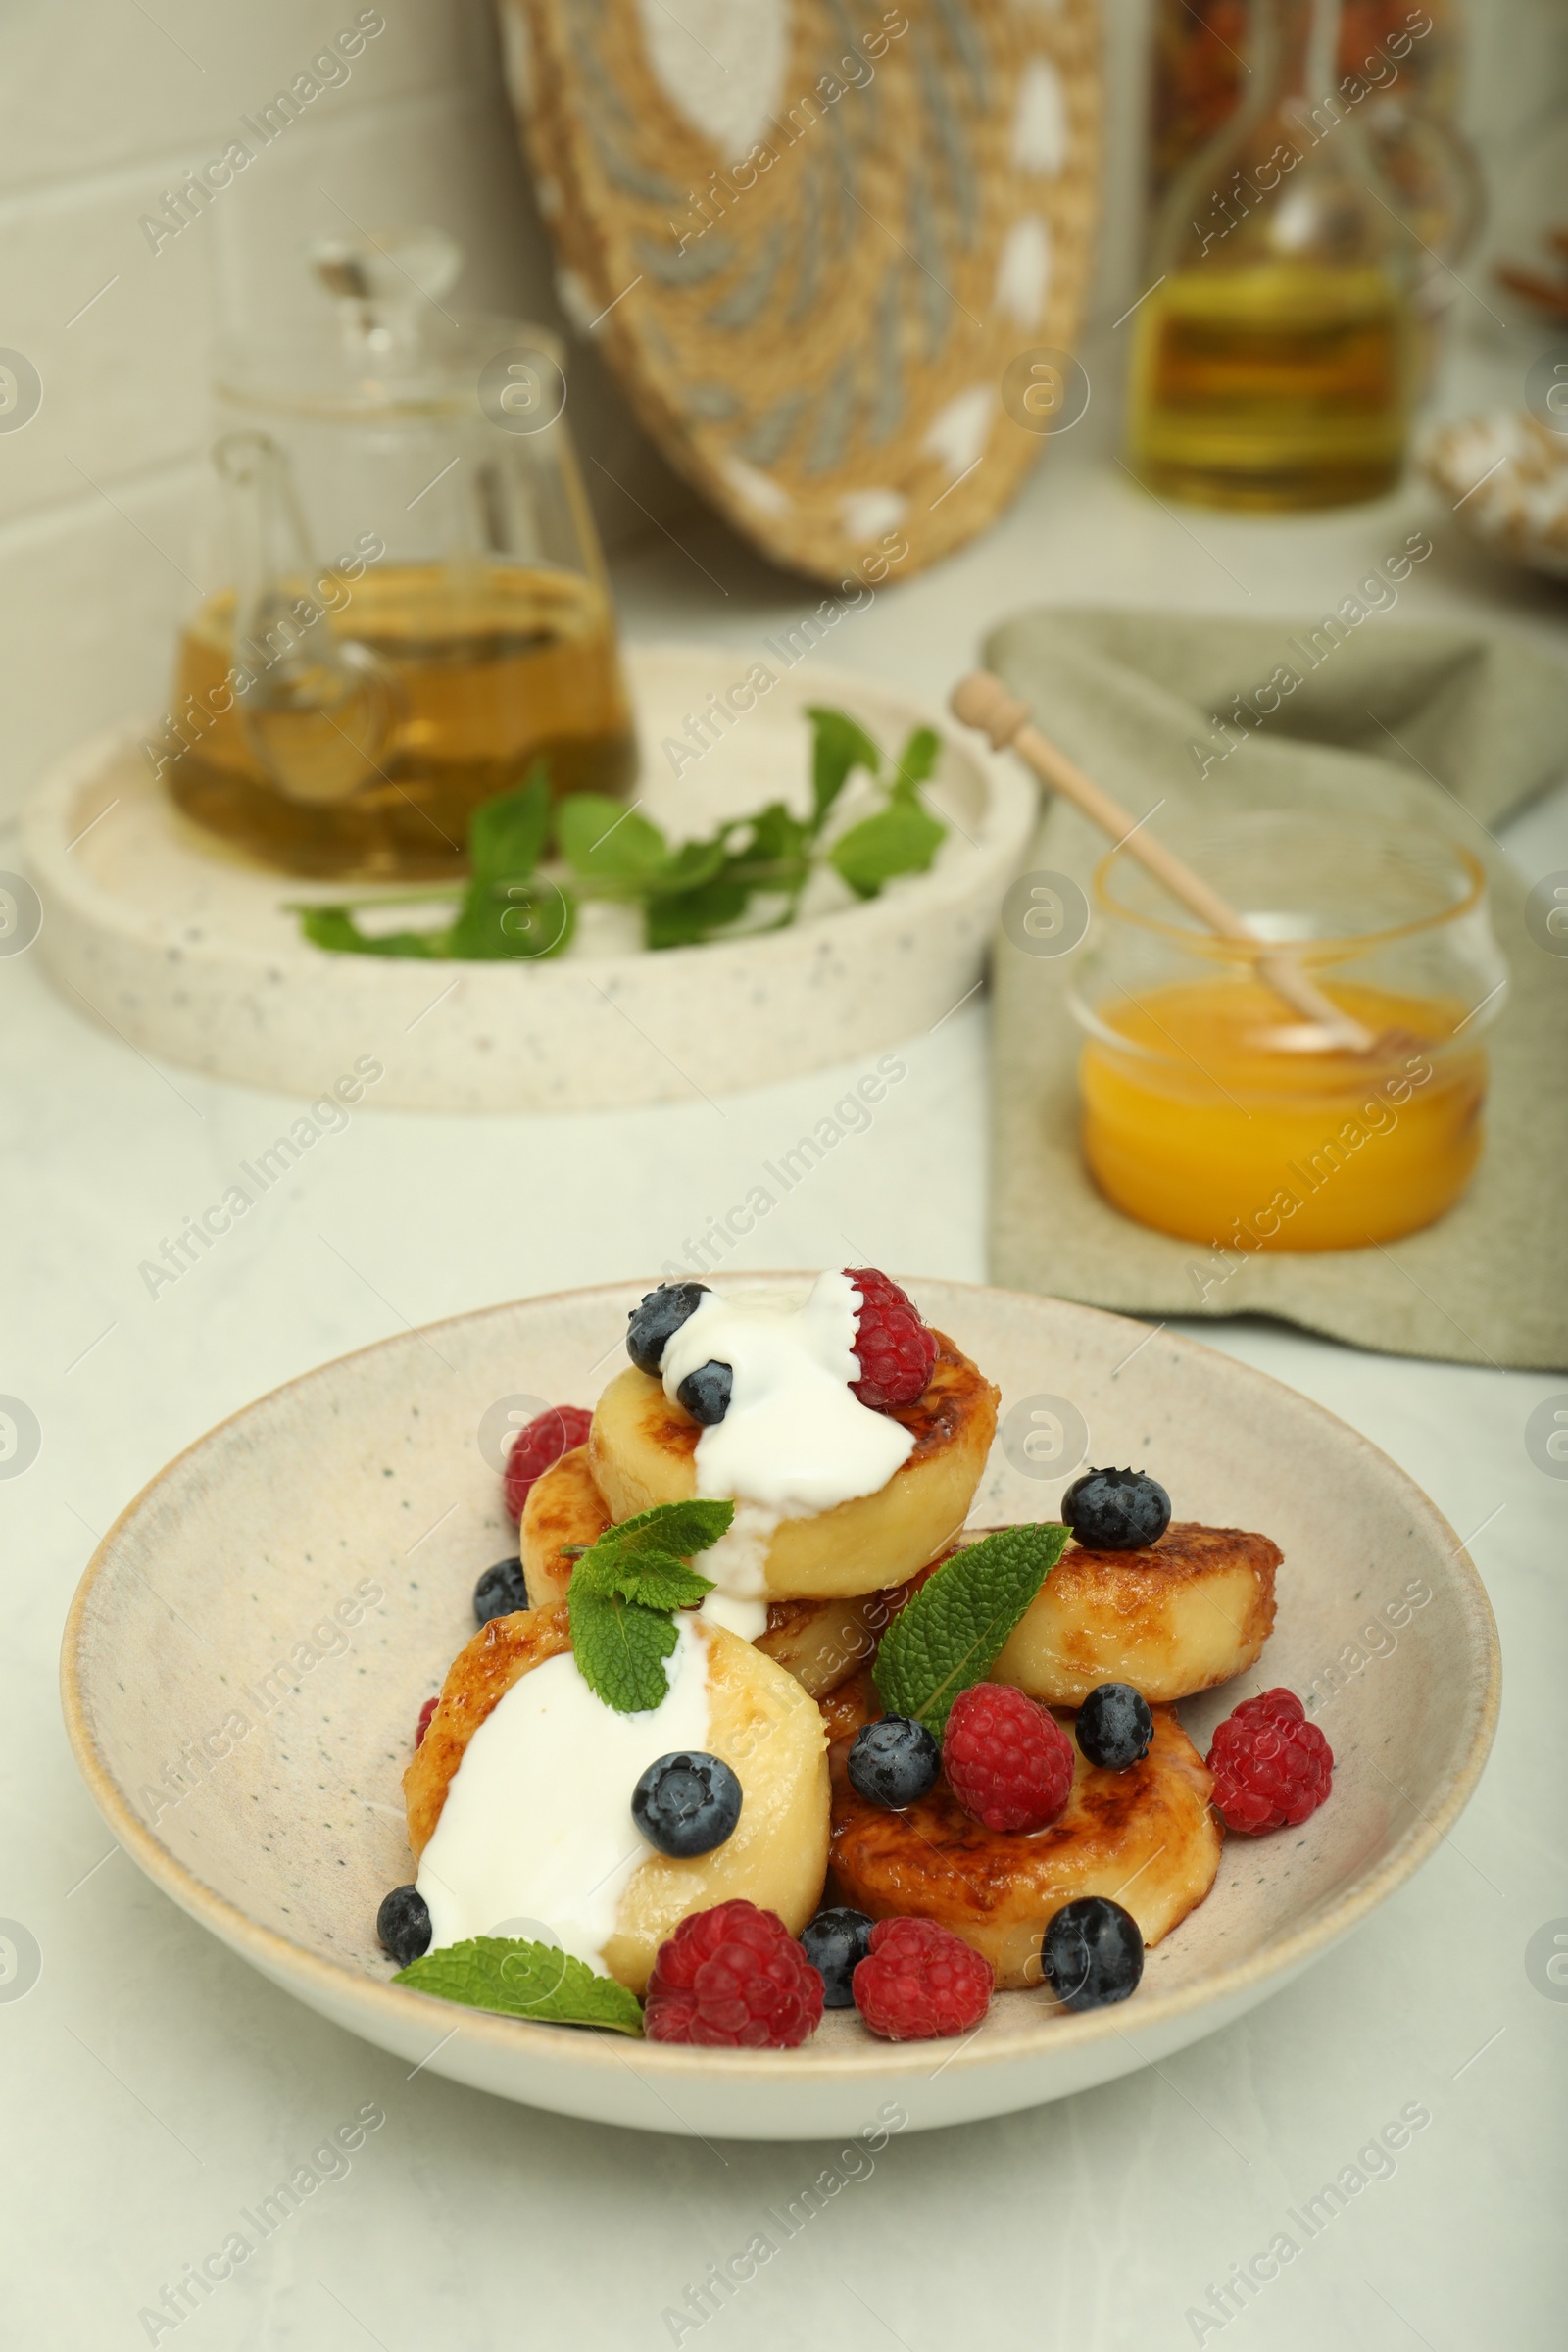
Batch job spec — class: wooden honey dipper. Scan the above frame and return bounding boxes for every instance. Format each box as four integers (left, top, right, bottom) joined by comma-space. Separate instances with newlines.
951, 670, 1381, 1055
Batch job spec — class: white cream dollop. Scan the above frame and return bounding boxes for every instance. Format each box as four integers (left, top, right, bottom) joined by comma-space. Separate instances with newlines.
415, 1613, 712, 1973
697, 1580, 772, 1642
660, 1274, 915, 1605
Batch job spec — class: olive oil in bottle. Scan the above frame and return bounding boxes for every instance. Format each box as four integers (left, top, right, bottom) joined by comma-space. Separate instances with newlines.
1128, 259, 1411, 510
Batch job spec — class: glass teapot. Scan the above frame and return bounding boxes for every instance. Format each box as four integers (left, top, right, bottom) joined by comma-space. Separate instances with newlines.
158, 230, 636, 880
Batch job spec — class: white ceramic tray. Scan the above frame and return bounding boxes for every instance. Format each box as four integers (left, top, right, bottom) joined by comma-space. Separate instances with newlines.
22, 648, 1034, 1112
62, 1276, 1498, 2141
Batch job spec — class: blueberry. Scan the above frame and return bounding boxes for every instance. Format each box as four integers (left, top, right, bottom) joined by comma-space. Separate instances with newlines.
675, 1360, 732, 1425
627, 1282, 709, 1376
377, 1884, 432, 1968
631, 1751, 742, 1857
1076, 1683, 1154, 1771
474, 1555, 528, 1625
847, 1716, 941, 1809
802, 1907, 875, 2007
1061, 1467, 1171, 1551
1039, 1896, 1144, 2010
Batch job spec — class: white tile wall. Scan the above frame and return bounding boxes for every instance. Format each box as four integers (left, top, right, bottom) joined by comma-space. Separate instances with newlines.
0, 0, 691, 814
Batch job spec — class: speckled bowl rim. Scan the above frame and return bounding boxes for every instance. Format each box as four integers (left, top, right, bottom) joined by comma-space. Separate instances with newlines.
61, 1279, 1501, 2100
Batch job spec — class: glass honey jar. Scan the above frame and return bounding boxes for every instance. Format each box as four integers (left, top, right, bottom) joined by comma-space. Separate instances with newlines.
1069, 811, 1507, 1250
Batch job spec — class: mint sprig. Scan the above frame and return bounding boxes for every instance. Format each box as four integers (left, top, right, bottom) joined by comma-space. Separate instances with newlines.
394, 1935, 643, 2034
872, 1523, 1070, 1737
565, 1498, 734, 1712
291, 708, 948, 959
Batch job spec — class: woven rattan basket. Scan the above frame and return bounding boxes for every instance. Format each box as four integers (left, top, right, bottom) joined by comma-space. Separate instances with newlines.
497, 0, 1101, 584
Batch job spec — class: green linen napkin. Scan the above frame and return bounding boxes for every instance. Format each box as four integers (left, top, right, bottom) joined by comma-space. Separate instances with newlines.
984, 610, 1568, 1370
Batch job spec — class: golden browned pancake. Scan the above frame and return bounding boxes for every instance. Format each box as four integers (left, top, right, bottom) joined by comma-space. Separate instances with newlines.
825, 1671, 1220, 1989
518, 1446, 894, 1696
589, 1331, 1000, 1600
517, 1446, 611, 1603
405, 1607, 829, 1994
987, 1522, 1280, 1705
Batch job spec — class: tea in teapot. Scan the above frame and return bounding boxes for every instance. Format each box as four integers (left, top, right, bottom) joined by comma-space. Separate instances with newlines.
157, 231, 636, 879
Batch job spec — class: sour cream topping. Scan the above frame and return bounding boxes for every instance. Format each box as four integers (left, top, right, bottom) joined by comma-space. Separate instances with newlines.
416, 1612, 711, 1972
660, 1273, 915, 1607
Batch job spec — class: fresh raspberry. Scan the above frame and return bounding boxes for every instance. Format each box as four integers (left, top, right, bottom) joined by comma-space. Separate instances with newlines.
503, 1404, 593, 1520
1208, 1688, 1333, 1833
414, 1696, 438, 1748
644, 1900, 824, 2048
844, 1267, 937, 1411
853, 1916, 993, 2040
942, 1682, 1076, 1832
1233, 1688, 1308, 1730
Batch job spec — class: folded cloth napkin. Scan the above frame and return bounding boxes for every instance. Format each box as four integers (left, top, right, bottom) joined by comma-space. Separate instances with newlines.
984, 610, 1568, 1371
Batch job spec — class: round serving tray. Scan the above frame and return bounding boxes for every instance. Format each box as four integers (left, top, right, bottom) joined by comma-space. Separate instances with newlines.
21, 646, 1033, 1112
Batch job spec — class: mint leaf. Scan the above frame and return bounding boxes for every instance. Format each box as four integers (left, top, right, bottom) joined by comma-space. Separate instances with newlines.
646, 876, 752, 950
394, 1935, 643, 2034
592, 1499, 736, 1559
732, 801, 812, 878
558, 794, 668, 883
297, 907, 443, 957
642, 808, 811, 949
642, 825, 749, 947
829, 800, 946, 900
295, 769, 555, 962
567, 1585, 680, 1712
872, 1523, 1069, 1736
575, 1549, 713, 1609
806, 705, 881, 831
890, 725, 942, 800
642, 832, 736, 898
468, 766, 553, 889
446, 875, 574, 961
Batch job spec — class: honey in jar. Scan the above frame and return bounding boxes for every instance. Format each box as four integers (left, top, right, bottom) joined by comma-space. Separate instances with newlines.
1079, 978, 1487, 1250
1068, 812, 1508, 1253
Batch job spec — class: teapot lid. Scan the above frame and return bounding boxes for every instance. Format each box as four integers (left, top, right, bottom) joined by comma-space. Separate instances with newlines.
214, 228, 559, 419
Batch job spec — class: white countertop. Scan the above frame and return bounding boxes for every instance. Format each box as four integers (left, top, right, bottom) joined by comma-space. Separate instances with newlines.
3, 336, 1565, 2351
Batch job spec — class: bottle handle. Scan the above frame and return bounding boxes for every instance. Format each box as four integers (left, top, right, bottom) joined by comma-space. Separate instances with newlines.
1363, 95, 1487, 274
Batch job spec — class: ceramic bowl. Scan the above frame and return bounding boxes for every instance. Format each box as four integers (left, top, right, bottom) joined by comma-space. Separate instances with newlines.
1420, 409, 1568, 580
23, 648, 1035, 1113
61, 1277, 1498, 2140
